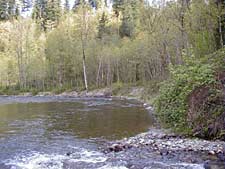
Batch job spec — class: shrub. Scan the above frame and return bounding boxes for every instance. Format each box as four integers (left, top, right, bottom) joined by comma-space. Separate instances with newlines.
154, 49, 222, 134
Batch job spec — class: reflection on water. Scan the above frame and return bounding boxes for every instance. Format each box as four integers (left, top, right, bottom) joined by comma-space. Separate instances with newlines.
0, 99, 153, 139
0, 97, 154, 168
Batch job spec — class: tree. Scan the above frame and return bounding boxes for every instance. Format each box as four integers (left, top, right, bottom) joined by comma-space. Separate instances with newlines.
74, 1, 94, 90
0, 0, 19, 21
185, 0, 218, 56
97, 12, 109, 39
112, 0, 142, 37
215, 0, 225, 48
21, 0, 32, 12
64, 0, 70, 12
33, 0, 61, 31
0, 0, 8, 20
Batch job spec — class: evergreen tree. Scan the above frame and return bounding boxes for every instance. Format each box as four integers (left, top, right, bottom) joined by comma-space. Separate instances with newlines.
64, 0, 70, 12
112, 0, 124, 17
0, 0, 18, 20
112, 0, 141, 37
97, 12, 109, 39
0, 0, 8, 20
46, 0, 61, 27
33, 0, 47, 30
33, 0, 61, 31
88, 0, 97, 8
21, 0, 33, 12
215, 0, 225, 47
73, 0, 81, 10
73, 0, 98, 10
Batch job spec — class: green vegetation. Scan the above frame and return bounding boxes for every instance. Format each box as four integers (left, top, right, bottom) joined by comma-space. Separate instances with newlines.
155, 49, 225, 139
0, 0, 225, 139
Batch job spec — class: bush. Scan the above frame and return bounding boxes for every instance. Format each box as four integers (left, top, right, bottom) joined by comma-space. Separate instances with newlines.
111, 82, 127, 95
154, 49, 223, 135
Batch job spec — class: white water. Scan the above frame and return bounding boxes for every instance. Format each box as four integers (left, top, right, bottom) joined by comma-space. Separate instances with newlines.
5, 148, 108, 169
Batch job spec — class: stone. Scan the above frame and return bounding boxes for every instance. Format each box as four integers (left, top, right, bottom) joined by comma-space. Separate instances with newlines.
208, 150, 215, 155
66, 152, 72, 156
203, 161, 211, 169
108, 144, 124, 152
217, 151, 225, 161
160, 149, 169, 156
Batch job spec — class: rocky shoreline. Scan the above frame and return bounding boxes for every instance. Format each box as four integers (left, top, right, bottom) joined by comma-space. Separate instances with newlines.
103, 129, 225, 168
105, 128, 225, 155
15, 88, 113, 98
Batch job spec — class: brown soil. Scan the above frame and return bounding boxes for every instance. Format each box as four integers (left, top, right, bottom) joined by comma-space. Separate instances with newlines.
187, 71, 225, 140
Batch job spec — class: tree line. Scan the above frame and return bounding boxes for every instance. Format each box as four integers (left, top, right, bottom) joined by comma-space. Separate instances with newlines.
0, 0, 224, 93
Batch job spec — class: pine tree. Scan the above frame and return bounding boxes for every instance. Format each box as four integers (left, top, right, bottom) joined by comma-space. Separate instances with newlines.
33, 0, 61, 31
21, 0, 33, 12
73, 0, 81, 10
46, 0, 61, 28
88, 0, 97, 8
112, 0, 141, 37
73, 0, 97, 11
64, 0, 70, 12
97, 12, 109, 39
112, 0, 124, 17
0, 0, 18, 20
0, 0, 8, 20
216, 0, 225, 47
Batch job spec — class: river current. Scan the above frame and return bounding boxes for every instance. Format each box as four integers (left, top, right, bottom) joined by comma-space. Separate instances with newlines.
0, 96, 155, 169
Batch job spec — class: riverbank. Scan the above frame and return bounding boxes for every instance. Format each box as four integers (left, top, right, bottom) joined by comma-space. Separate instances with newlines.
23, 86, 155, 107
104, 128, 225, 168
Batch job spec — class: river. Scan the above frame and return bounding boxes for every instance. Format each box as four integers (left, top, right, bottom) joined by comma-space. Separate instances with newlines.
0, 96, 154, 169
0, 96, 223, 169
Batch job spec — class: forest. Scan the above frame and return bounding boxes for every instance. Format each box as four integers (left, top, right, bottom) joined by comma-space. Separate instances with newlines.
0, 0, 225, 138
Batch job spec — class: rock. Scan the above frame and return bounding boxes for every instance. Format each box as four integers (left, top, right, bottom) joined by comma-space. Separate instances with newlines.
143, 103, 148, 107
203, 161, 211, 169
217, 151, 225, 161
21, 92, 32, 96
159, 149, 169, 156
208, 150, 215, 155
108, 144, 124, 152
139, 138, 145, 144
66, 152, 72, 156
60, 91, 78, 97
146, 106, 153, 111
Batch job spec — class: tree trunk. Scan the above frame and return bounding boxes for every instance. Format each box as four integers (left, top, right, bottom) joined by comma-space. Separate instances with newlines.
107, 62, 111, 86
96, 57, 102, 87
80, 2, 88, 91
116, 58, 120, 83
82, 46, 88, 91
219, 15, 224, 48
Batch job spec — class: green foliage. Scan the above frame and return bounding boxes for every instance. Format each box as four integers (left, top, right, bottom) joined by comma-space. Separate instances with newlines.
33, 0, 61, 31
97, 12, 109, 39
0, 0, 19, 20
0, 0, 223, 98
51, 86, 67, 94
0, 86, 19, 95
111, 82, 125, 95
185, 0, 218, 56
155, 50, 217, 131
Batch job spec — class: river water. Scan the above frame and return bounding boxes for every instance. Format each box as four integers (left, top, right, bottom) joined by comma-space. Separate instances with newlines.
0, 96, 221, 169
0, 96, 156, 169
